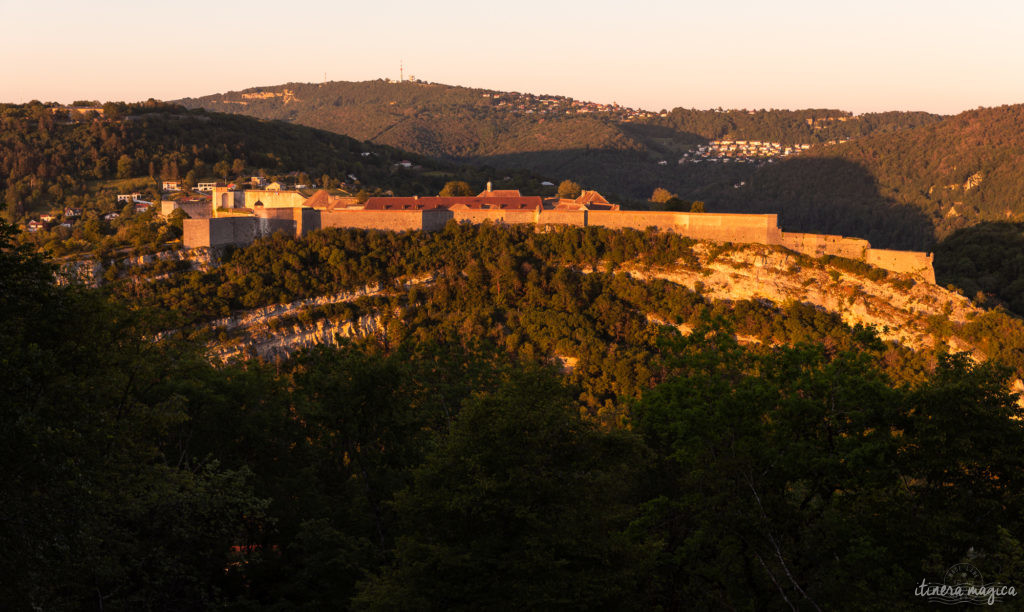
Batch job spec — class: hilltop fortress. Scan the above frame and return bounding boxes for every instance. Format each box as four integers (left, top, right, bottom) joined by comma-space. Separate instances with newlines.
180, 185, 936, 283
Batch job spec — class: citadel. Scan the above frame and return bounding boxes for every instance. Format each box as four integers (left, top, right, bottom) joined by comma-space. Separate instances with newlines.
178, 183, 936, 283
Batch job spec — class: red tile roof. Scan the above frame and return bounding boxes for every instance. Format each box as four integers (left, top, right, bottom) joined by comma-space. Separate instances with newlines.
477, 189, 522, 198
363, 197, 449, 210
545, 191, 617, 211
576, 190, 610, 205
363, 196, 542, 211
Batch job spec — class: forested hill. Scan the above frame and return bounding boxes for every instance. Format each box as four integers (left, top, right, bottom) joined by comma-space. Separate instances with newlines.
0, 100, 544, 222
178, 80, 646, 155
790, 104, 1024, 235
645, 107, 942, 144
701, 104, 1024, 251
177, 80, 940, 202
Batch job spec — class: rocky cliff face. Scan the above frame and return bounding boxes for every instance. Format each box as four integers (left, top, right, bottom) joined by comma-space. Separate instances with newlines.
206, 276, 434, 362
57, 247, 218, 287
619, 243, 980, 356
202, 242, 985, 365
210, 312, 386, 363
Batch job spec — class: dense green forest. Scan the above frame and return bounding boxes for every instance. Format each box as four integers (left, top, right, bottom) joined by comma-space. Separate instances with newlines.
108, 221, 1024, 414
646, 107, 942, 144
719, 105, 1024, 243
0, 100, 548, 224
180, 80, 648, 153
936, 221, 1024, 314
6, 217, 1024, 610
705, 156, 939, 250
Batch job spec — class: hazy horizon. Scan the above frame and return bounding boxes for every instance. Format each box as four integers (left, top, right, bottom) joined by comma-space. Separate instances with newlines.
4, 75, 1014, 118
3, 0, 1023, 115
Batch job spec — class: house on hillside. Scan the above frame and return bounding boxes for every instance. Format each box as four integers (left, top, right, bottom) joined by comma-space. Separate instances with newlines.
162, 180, 181, 192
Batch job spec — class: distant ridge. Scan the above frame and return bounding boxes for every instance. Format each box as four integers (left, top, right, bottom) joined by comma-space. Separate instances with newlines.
177, 80, 940, 201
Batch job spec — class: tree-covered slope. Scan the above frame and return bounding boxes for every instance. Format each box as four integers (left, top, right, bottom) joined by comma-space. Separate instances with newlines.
177, 80, 940, 204
647, 107, 942, 144
722, 105, 1024, 243
0, 100, 544, 223
8, 217, 1024, 610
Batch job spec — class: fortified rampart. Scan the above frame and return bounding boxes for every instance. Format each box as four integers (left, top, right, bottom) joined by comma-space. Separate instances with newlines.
537, 210, 587, 227
161, 199, 213, 219
320, 209, 451, 233
780, 232, 870, 260
183, 216, 295, 248
450, 208, 538, 225
181, 189, 936, 283
246, 190, 306, 209
211, 188, 245, 212
586, 210, 679, 232
865, 249, 936, 283
209, 188, 306, 212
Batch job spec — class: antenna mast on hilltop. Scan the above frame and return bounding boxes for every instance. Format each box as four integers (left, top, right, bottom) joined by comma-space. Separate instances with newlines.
400, 60, 404, 82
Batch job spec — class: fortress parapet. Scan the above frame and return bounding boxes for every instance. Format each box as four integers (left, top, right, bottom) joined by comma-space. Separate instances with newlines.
183, 188, 937, 283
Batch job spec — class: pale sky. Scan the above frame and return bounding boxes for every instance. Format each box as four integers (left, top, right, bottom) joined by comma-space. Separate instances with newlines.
2, 0, 1023, 115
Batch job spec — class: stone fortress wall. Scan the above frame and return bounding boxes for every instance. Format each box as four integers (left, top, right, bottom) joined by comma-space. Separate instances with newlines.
205, 187, 309, 213
161, 199, 213, 220
319, 209, 449, 233
183, 189, 935, 283
242, 189, 307, 209
183, 216, 295, 248
864, 248, 935, 279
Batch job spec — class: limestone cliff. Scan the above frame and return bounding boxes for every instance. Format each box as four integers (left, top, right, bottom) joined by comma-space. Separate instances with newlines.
617, 243, 979, 356
206, 276, 433, 362
57, 247, 218, 287
203, 242, 982, 364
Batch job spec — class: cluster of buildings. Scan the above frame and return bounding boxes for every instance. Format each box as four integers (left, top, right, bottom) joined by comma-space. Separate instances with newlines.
177, 183, 935, 283
162, 176, 275, 193
24, 193, 155, 233
672, 137, 854, 167
678, 140, 813, 165
478, 92, 664, 121
25, 207, 83, 232
115, 192, 154, 209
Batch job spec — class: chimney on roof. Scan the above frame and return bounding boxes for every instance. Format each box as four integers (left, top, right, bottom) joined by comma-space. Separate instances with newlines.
486, 181, 492, 193
413, 194, 419, 200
